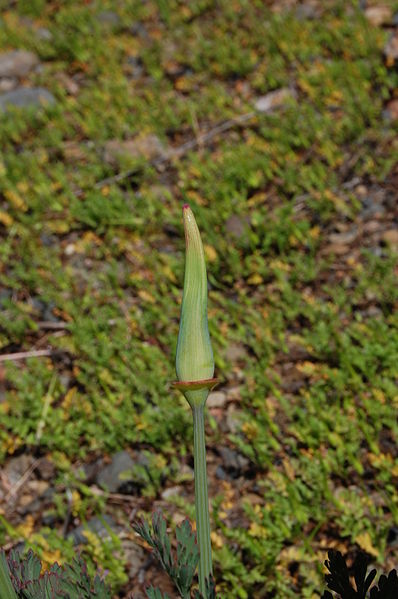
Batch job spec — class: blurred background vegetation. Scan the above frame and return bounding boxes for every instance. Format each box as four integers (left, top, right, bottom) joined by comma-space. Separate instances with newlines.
0, 1, 397, 597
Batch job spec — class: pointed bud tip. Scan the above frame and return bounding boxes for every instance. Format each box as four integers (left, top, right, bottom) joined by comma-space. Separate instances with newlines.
183, 203, 190, 210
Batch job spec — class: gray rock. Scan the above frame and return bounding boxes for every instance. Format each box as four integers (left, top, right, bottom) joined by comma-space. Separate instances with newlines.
96, 450, 135, 493
296, 4, 319, 20
0, 77, 17, 92
97, 11, 122, 27
225, 215, 247, 239
224, 343, 247, 362
224, 406, 241, 434
215, 465, 228, 480
364, 6, 392, 26
207, 391, 227, 408
254, 88, 296, 113
161, 485, 182, 500
0, 87, 55, 112
218, 446, 249, 479
69, 515, 119, 546
36, 27, 53, 41
104, 134, 166, 166
384, 31, 398, 61
121, 539, 147, 579
4, 454, 34, 486
0, 50, 39, 78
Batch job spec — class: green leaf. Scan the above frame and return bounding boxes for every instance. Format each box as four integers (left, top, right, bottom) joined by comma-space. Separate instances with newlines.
0, 553, 18, 599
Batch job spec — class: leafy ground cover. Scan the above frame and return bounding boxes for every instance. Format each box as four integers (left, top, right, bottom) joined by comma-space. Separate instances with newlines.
0, 0, 397, 597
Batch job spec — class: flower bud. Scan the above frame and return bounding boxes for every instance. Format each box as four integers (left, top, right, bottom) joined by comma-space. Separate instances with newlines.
175, 205, 216, 406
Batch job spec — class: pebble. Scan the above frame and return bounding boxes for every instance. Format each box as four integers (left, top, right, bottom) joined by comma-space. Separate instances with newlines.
121, 539, 147, 579
69, 515, 119, 545
0, 77, 17, 93
104, 134, 166, 166
207, 391, 227, 408
328, 228, 358, 245
4, 454, 34, 486
225, 405, 241, 434
161, 485, 182, 500
35, 458, 55, 481
0, 50, 39, 78
384, 31, 398, 62
323, 243, 349, 256
254, 87, 297, 113
96, 450, 135, 493
0, 87, 55, 112
224, 343, 247, 362
384, 99, 398, 122
382, 229, 398, 249
97, 11, 122, 27
225, 214, 249, 240
364, 6, 392, 26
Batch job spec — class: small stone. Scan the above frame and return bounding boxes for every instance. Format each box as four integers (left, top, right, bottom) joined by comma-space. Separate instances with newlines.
172, 512, 186, 526
365, 6, 392, 27
207, 391, 227, 408
224, 406, 241, 434
382, 229, 398, 249
0, 87, 55, 112
161, 485, 182, 500
254, 87, 297, 113
384, 31, 398, 62
0, 50, 39, 78
97, 11, 122, 27
225, 214, 249, 240
362, 221, 382, 234
96, 450, 135, 493
384, 99, 398, 121
4, 455, 34, 486
69, 515, 119, 546
35, 458, 55, 481
27, 479, 49, 495
215, 465, 228, 480
126, 55, 144, 79
121, 540, 147, 579
218, 446, 249, 478
323, 243, 349, 256
36, 27, 53, 41
224, 343, 247, 362
55, 72, 79, 96
328, 228, 358, 245
0, 77, 17, 93
104, 134, 166, 166
296, 4, 319, 20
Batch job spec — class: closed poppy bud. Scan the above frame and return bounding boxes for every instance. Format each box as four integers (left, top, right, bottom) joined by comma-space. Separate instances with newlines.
175, 205, 216, 407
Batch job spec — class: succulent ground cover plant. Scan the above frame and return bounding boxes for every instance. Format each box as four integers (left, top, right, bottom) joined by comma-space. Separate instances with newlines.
1, 1, 398, 596
0, 548, 110, 598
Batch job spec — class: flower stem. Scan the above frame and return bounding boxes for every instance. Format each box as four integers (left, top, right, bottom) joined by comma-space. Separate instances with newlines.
192, 404, 212, 595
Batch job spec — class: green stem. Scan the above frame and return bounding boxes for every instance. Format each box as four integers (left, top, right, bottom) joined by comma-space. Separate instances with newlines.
192, 404, 212, 595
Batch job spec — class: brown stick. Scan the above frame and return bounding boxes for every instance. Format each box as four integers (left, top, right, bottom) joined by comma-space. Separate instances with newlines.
74, 111, 257, 197
0, 349, 55, 363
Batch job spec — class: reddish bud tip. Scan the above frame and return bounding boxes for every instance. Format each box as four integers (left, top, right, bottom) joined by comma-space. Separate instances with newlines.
183, 203, 190, 210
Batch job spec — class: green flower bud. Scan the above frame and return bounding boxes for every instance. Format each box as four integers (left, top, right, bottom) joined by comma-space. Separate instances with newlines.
175, 205, 216, 407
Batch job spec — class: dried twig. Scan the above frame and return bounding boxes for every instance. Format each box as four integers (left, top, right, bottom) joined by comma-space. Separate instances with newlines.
36, 321, 69, 330
75, 111, 257, 196
0, 349, 56, 363
4, 458, 42, 504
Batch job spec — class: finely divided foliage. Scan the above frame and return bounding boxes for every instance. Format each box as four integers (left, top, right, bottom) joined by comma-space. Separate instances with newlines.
0, 548, 110, 598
